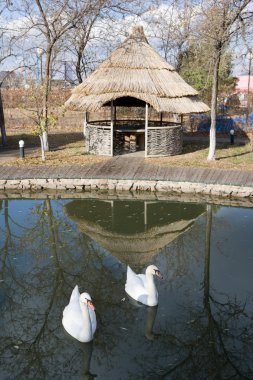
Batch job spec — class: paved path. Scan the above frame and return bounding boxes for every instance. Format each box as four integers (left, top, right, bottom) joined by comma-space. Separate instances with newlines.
0, 155, 253, 188
0, 146, 38, 162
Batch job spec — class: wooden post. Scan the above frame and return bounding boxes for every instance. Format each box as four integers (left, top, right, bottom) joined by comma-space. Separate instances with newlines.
84, 112, 89, 153
145, 103, 149, 157
111, 100, 114, 156
114, 105, 116, 126
160, 112, 163, 125
83, 112, 87, 137
173, 114, 178, 123
180, 115, 183, 145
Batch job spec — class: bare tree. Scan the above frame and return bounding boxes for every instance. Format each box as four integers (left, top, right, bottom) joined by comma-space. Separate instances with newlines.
197, 0, 252, 161
0, 1, 9, 146
142, 0, 196, 68
147, 1, 252, 161
12, 0, 100, 151
70, 4, 103, 84
33, 0, 81, 150
65, 0, 150, 84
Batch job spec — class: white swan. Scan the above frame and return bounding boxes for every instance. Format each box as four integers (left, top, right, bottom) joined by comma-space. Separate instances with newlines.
62, 285, 96, 342
125, 265, 163, 306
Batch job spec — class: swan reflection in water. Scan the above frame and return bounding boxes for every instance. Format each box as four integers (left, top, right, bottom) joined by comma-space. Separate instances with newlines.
82, 341, 97, 380
62, 329, 97, 379
126, 295, 159, 341
144, 305, 159, 341
63, 329, 98, 380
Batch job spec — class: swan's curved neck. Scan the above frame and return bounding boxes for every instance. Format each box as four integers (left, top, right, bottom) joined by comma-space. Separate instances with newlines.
146, 273, 156, 290
146, 273, 158, 305
80, 301, 92, 337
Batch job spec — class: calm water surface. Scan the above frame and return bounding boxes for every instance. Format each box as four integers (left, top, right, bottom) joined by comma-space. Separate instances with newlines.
0, 197, 253, 380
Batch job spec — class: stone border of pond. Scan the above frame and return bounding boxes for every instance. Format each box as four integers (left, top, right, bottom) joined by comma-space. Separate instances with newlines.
0, 178, 253, 200
1, 186, 253, 209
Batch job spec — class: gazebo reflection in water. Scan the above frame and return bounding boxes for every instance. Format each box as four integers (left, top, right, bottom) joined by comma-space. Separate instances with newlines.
65, 198, 205, 268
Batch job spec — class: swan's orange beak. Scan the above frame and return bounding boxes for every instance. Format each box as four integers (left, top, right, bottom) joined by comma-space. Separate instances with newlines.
88, 300, 95, 310
155, 270, 163, 279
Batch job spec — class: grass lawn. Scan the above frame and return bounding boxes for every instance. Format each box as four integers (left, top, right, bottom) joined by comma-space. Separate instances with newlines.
148, 141, 253, 171
2, 131, 108, 166
2, 131, 253, 170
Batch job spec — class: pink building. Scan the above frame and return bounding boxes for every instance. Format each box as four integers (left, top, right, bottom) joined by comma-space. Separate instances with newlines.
234, 75, 253, 107
235, 75, 253, 92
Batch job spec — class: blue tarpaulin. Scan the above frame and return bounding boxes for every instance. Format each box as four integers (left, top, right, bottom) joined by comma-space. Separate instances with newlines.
198, 116, 236, 132
197, 113, 253, 132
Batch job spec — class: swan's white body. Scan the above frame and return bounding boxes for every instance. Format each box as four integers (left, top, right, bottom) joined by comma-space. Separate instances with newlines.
125, 265, 162, 306
62, 285, 96, 342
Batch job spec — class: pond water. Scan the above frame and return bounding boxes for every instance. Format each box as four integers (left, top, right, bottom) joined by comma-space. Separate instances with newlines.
0, 196, 253, 380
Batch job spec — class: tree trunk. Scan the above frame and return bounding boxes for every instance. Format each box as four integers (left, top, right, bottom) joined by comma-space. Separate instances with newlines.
76, 47, 83, 84
208, 50, 221, 161
39, 135, 46, 161
0, 87, 7, 146
42, 47, 53, 151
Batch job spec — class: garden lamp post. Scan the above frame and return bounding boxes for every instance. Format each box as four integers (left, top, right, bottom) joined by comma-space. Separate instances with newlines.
19, 140, 25, 158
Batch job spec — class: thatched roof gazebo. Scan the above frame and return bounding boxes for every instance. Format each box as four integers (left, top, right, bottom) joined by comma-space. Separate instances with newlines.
65, 26, 209, 157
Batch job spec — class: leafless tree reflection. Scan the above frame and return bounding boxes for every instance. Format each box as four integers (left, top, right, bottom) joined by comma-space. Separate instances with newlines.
149, 204, 253, 379
0, 198, 122, 378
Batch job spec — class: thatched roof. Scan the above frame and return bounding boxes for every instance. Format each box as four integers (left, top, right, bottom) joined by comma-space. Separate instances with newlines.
65, 26, 210, 114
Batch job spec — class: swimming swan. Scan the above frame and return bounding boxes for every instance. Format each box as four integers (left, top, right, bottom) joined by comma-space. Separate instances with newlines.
62, 285, 96, 342
125, 265, 162, 306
